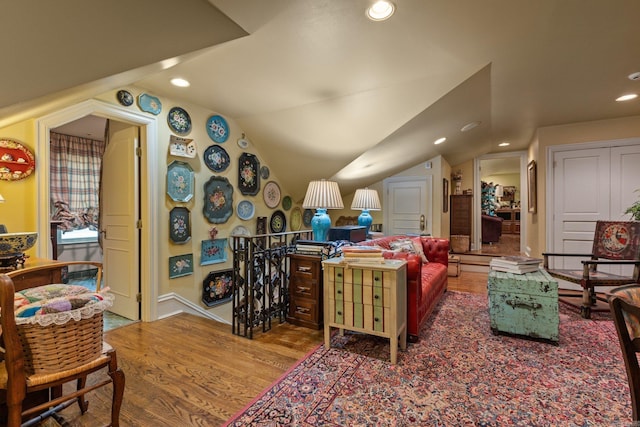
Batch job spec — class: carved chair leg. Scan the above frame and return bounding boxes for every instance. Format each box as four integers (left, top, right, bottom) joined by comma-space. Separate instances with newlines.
6, 402, 22, 427
108, 352, 125, 427
75, 376, 89, 413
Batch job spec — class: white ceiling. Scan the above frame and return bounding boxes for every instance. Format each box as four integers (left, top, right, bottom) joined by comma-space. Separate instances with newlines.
4, 0, 640, 201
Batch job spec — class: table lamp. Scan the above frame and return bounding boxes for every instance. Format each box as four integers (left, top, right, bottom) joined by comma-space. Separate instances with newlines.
302, 180, 344, 241
351, 188, 381, 238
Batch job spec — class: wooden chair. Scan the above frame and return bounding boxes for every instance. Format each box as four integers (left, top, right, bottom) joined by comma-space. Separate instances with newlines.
543, 220, 640, 318
608, 284, 640, 422
0, 261, 125, 427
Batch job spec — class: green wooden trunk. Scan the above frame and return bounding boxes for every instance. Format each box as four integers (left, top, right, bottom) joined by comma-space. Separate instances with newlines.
488, 269, 559, 343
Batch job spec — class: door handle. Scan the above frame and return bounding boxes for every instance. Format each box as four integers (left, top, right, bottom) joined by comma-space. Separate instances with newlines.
420, 215, 425, 231
100, 229, 107, 239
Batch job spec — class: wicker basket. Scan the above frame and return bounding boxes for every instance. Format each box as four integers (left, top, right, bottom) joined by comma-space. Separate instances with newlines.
16, 313, 104, 375
451, 235, 470, 253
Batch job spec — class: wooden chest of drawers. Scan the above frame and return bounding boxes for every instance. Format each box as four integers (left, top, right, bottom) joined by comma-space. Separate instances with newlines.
488, 269, 559, 343
322, 258, 407, 364
287, 254, 323, 329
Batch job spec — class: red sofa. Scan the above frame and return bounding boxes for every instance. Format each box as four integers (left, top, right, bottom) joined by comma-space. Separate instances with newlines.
358, 235, 449, 342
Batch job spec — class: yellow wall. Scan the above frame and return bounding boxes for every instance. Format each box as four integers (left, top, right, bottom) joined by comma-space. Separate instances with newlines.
0, 120, 39, 257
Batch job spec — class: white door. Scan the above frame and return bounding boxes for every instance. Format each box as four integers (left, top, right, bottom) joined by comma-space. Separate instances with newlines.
551, 143, 640, 272
101, 120, 140, 320
383, 176, 431, 236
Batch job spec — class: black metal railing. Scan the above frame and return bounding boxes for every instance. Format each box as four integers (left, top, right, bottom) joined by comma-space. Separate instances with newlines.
231, 230, 313, 338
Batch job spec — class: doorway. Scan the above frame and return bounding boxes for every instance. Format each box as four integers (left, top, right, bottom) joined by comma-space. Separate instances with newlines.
36, 99, 159, 322
473, 151, 527, 254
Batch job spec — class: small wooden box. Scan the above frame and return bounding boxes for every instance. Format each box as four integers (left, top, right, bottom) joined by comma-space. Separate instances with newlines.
488, 269, 559, 344
450, 235, 470, 253
448, 255, 460, 277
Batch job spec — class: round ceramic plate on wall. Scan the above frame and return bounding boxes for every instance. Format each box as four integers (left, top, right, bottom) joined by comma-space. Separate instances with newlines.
237, 200, 255, 220
206, 115, 229, 143
168, 107, 192, 135
116, 90, 133, 106
263, 181, 281, 208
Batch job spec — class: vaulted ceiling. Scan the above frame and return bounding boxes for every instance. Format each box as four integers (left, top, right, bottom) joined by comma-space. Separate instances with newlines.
3, 0, 640, 200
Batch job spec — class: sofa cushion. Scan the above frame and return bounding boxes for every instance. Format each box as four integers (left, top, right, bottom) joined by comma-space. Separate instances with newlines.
388, 237, 428, 263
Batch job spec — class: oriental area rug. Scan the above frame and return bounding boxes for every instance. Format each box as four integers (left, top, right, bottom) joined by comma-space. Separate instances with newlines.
224, 291, 630, 426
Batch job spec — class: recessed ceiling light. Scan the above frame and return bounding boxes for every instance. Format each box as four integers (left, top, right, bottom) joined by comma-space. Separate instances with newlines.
460, 121, 481, 132
434, 137, 447, 145
366, 1, 395, 21
170, 78, 190, 88
616, 93, 638, 102
498, 141, 510, 147
628, 72, 640, 81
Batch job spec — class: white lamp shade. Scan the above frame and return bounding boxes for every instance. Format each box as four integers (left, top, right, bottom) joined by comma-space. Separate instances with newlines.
351, 188, 381, 211
495, 185, 504, 198
302, 180, 344, 209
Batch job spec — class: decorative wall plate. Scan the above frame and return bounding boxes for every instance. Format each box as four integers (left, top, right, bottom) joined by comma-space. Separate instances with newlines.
260, 165, 270, 179
116, 90, 133, 106
0, 139, 35, 181
137, 93, 162, 115
282, 196, 292, 211
169, 253, 193, 279
169, 135, 196, 158
167, 106, 192, 135
169, 207, 191, 244
166, 161, 194, 202
202, 269, 234, 307
204, 145, 230, 172
303, 209, 314, 227
203, 176, 233, 224
263, 181, 281, 208
290, 207, 302, 231
228, 225, 251, 250
206, 115, 229, 143
237, 200, 255, 220
238, 152, 260, 196
270, 210, 287, 233
200, 238, 228, 265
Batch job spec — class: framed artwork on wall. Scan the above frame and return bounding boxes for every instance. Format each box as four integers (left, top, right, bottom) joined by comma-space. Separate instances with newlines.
443, 178, 449, 213
169, 253, 193, 279
528, 160, 537, 213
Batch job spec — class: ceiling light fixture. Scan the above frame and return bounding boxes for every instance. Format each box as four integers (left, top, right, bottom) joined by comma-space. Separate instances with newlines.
434, 137, 447, 145
498, 141, 510, 147
170, 78, 190, 88
460, 121, 481, 132
616, 93, 638, 102
366, 1, 395, 21
628, 72, 640, 81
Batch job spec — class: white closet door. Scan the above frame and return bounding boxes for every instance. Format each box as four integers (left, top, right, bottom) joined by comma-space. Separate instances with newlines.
611, 145, 640, 220
551, 147, 610, 269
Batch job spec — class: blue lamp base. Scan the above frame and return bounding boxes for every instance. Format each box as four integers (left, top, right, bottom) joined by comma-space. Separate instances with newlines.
358, 209, 373, 238
311, 208, 331, 241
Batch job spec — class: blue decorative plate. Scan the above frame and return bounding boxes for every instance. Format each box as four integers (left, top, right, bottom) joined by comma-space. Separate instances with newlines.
270, 210, 287, 233
203, 176, 234, 224
206, 115, 229, 143
237, 200, 255, 220
137, 93, 162, 115
260, 165, 270, 179
167, 161, 194, 202
117, 90, 133, 106
282, 196, 292, 211
168, 107, 192, 135
204, 145, 230, 172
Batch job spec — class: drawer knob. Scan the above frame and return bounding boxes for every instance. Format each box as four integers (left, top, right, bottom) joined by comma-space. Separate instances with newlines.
374, 295, 380, 299
337, 290, 342, 294
337, 311, 342, 315
374, 317, 380, 322
374, 277, 380, 282
337, 273, 343, 278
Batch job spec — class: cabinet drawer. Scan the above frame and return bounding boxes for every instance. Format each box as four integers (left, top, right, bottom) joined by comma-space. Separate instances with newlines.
292, 257, 320, 276
289, 297, 318, 324
290, 275, 317, 298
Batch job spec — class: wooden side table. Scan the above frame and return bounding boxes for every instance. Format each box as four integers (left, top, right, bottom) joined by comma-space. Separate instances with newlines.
322, 258, 407, 364
488, 269, 559, 344
287, 254, 323, 329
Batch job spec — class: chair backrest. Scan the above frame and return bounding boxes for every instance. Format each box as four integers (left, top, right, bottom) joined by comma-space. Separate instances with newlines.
592, 221, 640, 261
609, 284, 640, 421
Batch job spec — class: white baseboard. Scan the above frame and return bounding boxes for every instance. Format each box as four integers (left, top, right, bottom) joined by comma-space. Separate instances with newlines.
157, 292, 230, 325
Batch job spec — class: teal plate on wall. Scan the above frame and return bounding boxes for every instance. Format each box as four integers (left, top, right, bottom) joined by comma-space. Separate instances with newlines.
137, 93, 162, 115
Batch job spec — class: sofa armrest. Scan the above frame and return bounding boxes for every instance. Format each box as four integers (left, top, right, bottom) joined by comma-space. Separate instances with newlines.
419, 237, 449, 266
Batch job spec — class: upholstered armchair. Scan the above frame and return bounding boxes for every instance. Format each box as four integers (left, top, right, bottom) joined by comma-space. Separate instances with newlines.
482, 214, 503, 244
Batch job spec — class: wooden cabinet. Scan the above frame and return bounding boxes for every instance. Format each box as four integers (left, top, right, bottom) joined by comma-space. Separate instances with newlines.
287, 254, 323, 329
496, 208, 520, 234
322, 258, 407, 364
488, 269, 558, 343
450, 194, 472, 236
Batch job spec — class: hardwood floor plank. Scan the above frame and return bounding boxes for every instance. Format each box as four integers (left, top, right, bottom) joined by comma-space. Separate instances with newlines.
48, 270, 488, 426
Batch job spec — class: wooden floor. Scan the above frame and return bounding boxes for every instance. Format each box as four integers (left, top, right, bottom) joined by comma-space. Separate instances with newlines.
41, 271, 489, 427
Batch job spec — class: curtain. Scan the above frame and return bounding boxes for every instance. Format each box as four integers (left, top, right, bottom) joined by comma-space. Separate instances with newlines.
50, 132, 106, 231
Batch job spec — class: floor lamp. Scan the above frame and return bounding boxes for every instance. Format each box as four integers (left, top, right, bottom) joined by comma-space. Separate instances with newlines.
351, 188, 381, 238
302, 180, 344, 241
